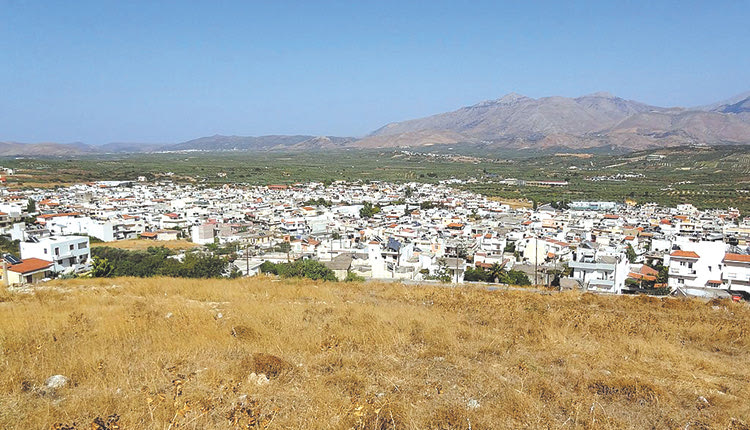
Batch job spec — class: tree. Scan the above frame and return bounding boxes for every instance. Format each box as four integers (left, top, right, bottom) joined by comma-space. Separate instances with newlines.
91, 256, 114, 278
275, 241, 291, 254
259, 261, 279, 275
489, 263, 504, 283
626, 244, 637, 263
26, 198, 36, 214
359, 202, 381, 219
344, 271, 365, 282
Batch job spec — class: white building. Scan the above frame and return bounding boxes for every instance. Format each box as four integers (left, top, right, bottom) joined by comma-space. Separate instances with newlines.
665, 242, 726, 290
568, 248, 629, 294
20, 235, 91, 273
723, 253, 750, 295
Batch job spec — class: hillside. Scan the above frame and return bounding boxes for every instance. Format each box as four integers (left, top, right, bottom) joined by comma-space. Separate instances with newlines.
3, 91, 750, 155
0, 141, 98, 156
2, 278, 749, 429
364, 92, 750, 151
166, 135, 355, 151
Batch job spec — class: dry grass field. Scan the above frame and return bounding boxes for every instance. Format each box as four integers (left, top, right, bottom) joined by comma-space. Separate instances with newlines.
1, 277, 749, 429
90, 239, 200, 251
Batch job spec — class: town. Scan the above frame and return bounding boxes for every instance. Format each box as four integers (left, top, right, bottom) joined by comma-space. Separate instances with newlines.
1, 177, 748, 301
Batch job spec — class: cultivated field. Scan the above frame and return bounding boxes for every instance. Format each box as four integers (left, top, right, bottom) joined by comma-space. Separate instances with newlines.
1, 278, 749, 429
4, 145, 750, 212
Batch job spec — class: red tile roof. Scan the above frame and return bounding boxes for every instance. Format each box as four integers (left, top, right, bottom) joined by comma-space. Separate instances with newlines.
9, 258, 53, 274
37, 212, 81, 219
724, 253, 750, 263
670, 250, 700, 259
628, 272, 656, 282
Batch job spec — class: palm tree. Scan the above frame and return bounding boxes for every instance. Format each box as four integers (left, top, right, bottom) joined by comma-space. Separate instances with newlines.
489, 262, 503, 284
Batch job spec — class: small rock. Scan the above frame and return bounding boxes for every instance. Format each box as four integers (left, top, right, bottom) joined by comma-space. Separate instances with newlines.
467, 399, 481, 409
248, 372, 269, 386
45, 375, 69, 389
165, 312, 173, 319
698, 396, 710, 405
216, 312, 223, 319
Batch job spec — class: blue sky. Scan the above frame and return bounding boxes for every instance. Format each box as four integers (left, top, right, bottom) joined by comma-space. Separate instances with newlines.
1, 1, 749, 144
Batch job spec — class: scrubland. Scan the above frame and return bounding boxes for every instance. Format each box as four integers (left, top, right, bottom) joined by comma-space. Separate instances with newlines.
1, 277, 749, 429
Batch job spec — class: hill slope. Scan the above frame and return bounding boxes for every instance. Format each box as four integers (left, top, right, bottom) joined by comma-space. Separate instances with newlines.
0, 141, 98, 156
362, 92, 750, 151
3, 277, 749, 428
167, 134, 354, 151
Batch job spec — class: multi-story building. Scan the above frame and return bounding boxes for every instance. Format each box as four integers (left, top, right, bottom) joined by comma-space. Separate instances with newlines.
723, 253, 750, 294
20, 235, 91, 273
665, 242, 726, 290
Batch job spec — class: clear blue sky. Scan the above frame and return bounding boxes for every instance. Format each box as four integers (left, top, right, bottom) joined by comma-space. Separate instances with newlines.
1, 1, 749, 144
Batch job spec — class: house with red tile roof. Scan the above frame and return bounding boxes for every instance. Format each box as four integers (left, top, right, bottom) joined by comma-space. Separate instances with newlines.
2, 257, 53, 286
666, 242, 727, 291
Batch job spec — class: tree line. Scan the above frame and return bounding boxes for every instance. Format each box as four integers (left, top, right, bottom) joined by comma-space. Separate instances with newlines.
91, 246, 234, 278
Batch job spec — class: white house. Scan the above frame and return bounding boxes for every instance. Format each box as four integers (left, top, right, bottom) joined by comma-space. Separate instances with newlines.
723, 253, 750, 295
665, 242, 726, 290
568, 248, 629, 294
20, 235, 91, 273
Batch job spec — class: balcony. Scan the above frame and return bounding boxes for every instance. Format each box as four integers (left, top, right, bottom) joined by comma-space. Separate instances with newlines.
669, 267, 697, 277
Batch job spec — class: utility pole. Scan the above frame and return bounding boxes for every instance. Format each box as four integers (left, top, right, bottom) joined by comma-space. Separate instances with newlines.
455, 243, 461, 284
534, 239, 538, 286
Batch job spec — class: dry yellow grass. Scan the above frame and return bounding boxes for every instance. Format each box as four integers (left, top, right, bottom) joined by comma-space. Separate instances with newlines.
486, 196, 533, 209
1, 277, 749, 429
91, 239, 200, 251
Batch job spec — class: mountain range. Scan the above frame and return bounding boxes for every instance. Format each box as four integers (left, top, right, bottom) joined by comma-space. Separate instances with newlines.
3, 91, 750, 155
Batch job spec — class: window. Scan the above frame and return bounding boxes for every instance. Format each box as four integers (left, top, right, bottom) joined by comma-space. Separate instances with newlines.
44, 249, 48, 254
678, 278, 684, 284
54, 247, 59, 256
69, 244, 74, 251
78, 242, 88, 249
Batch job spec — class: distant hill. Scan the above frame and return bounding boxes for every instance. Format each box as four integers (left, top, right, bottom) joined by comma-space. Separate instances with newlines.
710, 96, 750, 115
696, 91, 750, 113
3, 91, 750, 155
98, 142, 165, 153
361, 92, 750, 151
0, 141, 98, 156
166, 135, 354, 151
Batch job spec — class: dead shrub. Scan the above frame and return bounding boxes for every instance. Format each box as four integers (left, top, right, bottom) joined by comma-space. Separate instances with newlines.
246, 353, 292, 378
231, 324, 260, 341
589, 377, 660, 405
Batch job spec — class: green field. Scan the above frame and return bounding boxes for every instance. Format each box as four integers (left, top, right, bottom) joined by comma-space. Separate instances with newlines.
3, 145, 749, 213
